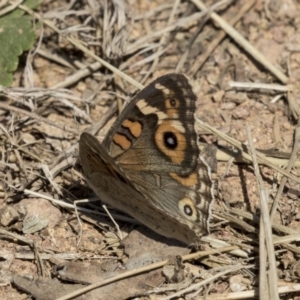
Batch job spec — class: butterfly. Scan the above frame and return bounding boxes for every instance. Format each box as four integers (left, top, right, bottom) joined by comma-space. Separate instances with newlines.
79, 74, 214, 245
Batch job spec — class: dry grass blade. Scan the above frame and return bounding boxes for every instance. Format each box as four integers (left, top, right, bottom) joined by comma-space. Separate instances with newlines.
196, 118, 300, 183
259, 215, 268, 299
220, 201, 300, 257
160, 265, 246, 300
191, 0, 288, 84
50, 61, 102, 89
0, 0, 23, 16
189, 0, 256, 76
273, 233, 300, 244
228, 81, 293, 92
228, 208, 300, 254
140, 0, 180, 84
192, 284, 300, 300
126, 10, 213, 55
246, 124, 279, 300
0, 102, 78, 134
201, 142, 300, 168
176, 13, 208, 73
0, 228, 34, 247
23, 189, 138, 224
270, 125, 300, 220
18, 4, 143, 90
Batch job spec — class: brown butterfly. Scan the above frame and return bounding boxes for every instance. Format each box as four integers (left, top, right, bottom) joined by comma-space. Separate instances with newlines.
79, 74, 214, 245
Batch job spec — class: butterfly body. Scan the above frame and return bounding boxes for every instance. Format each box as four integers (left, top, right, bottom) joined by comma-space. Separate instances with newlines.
79, 74, 214, 245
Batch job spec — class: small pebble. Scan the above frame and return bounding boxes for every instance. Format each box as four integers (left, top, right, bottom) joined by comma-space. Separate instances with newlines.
232, 106, 250, 119
221, 102, 236, 110
0, 206, 20, 227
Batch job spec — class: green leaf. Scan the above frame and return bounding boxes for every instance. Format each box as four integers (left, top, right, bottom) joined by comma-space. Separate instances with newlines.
0, 1, 41, 86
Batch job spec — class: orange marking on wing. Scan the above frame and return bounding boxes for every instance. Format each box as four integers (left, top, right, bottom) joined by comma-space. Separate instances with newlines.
122, 119, 142, 138
165, 98, 180, 117
169, 172, 197, 187
113, 133, 131, 150
166, 109, 177, 117
154, 121, 186, 164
